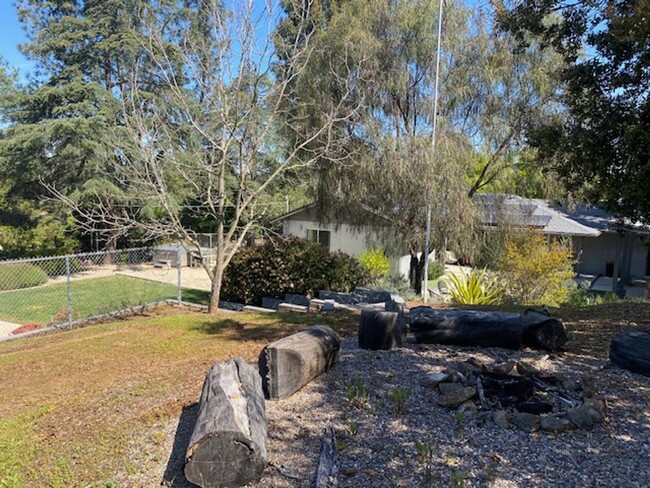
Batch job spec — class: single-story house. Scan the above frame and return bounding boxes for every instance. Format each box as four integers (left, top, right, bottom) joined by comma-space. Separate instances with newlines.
272, 195, 650, 296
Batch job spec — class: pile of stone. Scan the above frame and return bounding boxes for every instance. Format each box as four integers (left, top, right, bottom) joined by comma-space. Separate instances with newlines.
421, 358, 607, 433
219, 287, 403, 315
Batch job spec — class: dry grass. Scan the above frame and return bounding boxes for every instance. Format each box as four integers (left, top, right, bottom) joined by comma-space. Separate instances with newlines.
0, 306, 358, 487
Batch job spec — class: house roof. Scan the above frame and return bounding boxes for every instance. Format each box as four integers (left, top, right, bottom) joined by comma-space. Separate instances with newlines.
269, 202, 317, 224
562, 204, 650, 235
474, 194, 601, 237
273, 195, 642, 238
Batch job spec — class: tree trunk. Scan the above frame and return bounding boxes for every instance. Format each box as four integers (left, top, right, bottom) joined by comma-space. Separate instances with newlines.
184, 357, 267, 487
358, 310, 405, 350
409, 252, 424, 294
208, 264, 223, 314
409, 307, 567, 351
259, 325, 341, 400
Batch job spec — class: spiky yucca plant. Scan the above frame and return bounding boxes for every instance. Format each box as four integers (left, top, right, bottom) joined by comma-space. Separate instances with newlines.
447, 268, 500, 305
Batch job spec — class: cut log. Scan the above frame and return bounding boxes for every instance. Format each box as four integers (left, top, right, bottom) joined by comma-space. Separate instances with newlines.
316, 425, 340, 488
358, 310, 405, 350
520, 309, 568, 351
610, 329, 650, 377
185, 357, 267, 488
409, 307, 567, 351
259, 325, 341, 400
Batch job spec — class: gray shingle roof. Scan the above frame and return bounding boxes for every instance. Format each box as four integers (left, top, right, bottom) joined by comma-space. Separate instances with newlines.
475, 194, 601, 237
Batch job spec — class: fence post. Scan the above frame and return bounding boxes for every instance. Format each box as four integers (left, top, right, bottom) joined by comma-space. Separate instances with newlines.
65, 255, 73, 325
177, 244, 182, 304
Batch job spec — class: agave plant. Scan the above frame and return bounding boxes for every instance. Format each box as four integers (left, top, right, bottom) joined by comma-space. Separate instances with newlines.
446, 268, 500, 305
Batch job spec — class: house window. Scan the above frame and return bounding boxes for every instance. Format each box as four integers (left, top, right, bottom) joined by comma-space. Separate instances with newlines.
307, 229, 330, 250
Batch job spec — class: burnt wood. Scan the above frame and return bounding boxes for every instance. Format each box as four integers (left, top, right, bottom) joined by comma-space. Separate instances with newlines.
610, 329, 650, 377
409, 307, 567, 351
358, 310, 405, 350
184, 357, 267, 487
315, 425, 340, 488
259, 325, 341, 400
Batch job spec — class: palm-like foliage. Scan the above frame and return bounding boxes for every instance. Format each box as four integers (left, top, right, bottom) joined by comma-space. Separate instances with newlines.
446, 268, 499, 305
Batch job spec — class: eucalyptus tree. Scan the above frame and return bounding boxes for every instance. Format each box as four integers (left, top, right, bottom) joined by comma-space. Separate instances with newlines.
277, 0, 563, 291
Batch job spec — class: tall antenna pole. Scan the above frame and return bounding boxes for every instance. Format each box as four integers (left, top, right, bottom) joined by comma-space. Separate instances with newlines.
423, 0, 444, 302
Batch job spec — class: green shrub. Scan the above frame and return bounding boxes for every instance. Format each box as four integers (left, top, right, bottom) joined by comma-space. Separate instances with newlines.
427, 259, 445, 281
221, 237, 369, 305
496, 232, 575, 306
446, 268, 499, 305
359, 248, 390, 280
0, 263, 49, 291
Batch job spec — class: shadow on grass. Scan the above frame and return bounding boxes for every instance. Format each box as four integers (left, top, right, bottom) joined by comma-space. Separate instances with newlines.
162, 403, 199, 488
191, 310, 359, 342
181, 288, 210, 305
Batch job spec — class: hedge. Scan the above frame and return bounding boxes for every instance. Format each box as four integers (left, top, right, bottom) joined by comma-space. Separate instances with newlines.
222, 237, 369, 305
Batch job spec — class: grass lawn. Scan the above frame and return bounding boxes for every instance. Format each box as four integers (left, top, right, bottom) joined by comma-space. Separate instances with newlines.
0, 275, 210, 325
0, 306, 358, 487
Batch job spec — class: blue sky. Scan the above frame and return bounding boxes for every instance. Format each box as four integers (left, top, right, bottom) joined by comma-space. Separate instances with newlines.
0, 0, 489, 81
0, 2, 34, 78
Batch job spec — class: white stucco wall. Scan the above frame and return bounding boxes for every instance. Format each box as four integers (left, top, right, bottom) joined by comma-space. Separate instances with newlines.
281, 206, 414, 278
575, 232, 649, 279
284, 218, 375, 257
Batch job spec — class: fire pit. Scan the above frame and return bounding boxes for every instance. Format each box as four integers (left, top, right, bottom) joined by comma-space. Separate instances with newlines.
423, 358, 606, 433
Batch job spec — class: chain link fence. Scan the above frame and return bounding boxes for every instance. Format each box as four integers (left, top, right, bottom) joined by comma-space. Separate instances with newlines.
0, 246, 212, 333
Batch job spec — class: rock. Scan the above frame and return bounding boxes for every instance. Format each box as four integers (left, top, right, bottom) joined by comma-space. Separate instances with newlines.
455, 361, 477, 377
284, 293, 310, 306
457, 400, 478, 419
477, 411, 493, 424
566, 400, 606, 429
277, 303, 308, 313
516, 361, 540, 377
579, 372, 598, 398
493, 410, 510, 428
438, 382, 464, 396
540, 415, 573, 433
420, 372, 450, 388
437, 386, 476, 408
512, 412, 540, 432
492, 360, 516, 375
560, 375, 581, 392
261, 297, 283, 310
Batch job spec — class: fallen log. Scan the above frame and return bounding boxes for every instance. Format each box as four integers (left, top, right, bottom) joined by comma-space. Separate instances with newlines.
259, 325, 341, 400
409, 307, 567, 351
610, 329, 650, 377
358, 310, 405, 350
185, 357, 267, 487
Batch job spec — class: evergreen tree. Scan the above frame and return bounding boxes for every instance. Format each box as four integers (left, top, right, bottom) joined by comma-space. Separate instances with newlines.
496, 0, 650, 223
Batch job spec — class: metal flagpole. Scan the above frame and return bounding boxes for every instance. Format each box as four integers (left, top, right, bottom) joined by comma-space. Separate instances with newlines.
423, 0, 444, 302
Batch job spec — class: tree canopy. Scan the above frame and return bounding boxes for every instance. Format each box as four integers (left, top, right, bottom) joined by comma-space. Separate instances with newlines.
496, 0, 650, 223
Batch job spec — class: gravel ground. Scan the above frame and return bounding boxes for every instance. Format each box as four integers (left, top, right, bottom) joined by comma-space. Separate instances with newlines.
159, 334, 650, 488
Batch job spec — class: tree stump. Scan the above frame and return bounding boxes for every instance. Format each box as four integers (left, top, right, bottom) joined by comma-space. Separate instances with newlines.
610, 328, 650, 377
185, 357, 267, 487
358, 310, 405, 350
409, 307, 567, 351
259, 325, 341, 400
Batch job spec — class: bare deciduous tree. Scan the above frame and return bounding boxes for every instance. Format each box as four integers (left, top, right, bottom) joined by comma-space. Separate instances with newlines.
51, 0, 363, 312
